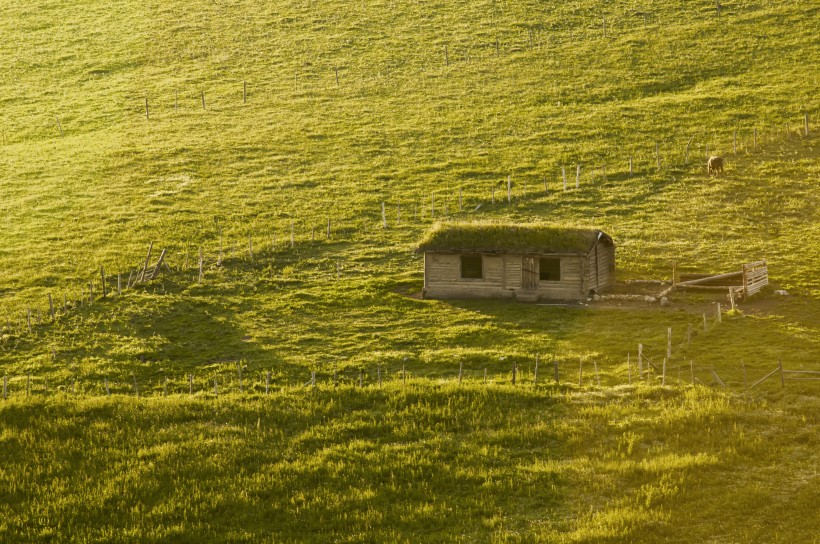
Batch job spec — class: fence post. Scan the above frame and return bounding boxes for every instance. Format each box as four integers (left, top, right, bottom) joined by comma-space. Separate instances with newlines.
511, 362, 516, 384
189, 374, 193, 395
690, 360, 694, 384
533, 355, 539, 385
578, 357, 583, 387
661, 358, 667, 386
48, 294, 55, 321
638, 344, 643, 379
593, 361, 600, 386
717, 303, 722, 323
778, 358, 784, 388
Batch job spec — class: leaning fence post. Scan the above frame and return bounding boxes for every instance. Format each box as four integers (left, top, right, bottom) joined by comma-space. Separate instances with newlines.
778, 358, 784, 388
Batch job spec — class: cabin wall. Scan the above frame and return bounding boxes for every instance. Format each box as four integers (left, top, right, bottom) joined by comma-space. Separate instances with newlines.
423, 253, 512, 299
595, 243, 616, 289
423, 252, 591, 300
535, 256, 585, 299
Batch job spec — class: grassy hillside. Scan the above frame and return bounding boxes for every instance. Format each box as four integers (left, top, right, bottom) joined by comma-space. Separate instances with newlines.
0, 0, 818, 541
1, 386, 818, 543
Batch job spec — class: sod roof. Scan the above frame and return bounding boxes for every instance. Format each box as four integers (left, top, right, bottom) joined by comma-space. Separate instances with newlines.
416, 224, 612, 255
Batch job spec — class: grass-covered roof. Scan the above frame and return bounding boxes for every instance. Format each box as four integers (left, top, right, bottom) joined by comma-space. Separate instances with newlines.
416, 223, 611, 255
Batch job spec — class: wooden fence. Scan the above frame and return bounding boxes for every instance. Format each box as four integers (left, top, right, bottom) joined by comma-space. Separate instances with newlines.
2, 355, 817, 401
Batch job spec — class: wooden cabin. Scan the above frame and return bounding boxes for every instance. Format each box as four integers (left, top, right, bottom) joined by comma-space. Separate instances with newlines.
417, 224, 615, 302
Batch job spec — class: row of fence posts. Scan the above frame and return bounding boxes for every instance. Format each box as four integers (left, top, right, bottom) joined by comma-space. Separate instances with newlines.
5, 356, 818, 401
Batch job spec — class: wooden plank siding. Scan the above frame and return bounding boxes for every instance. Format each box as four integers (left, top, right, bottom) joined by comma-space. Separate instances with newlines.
595, 243, 616, 289
535, 256, 585, 299
422, 252, 596, 300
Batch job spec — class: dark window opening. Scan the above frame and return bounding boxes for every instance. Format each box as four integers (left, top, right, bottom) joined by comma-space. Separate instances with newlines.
539, 258, 561, 281
461, 254, 483, 279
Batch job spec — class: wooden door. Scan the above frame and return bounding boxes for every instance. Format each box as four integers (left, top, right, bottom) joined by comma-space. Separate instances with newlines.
521, 257, 538, 290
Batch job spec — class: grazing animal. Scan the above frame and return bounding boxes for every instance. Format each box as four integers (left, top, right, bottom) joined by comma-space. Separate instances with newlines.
707, 156, 724, 175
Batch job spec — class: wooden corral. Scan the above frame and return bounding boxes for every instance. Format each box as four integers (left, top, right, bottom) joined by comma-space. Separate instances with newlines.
417, 224, 615, 302
674, 260, 768, 300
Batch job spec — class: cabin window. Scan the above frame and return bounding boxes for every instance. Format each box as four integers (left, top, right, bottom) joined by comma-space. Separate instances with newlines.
539, 257, 561, 281
460, 254, 483, 279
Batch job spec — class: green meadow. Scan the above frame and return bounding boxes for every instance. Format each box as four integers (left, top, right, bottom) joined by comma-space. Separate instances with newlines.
0, 0, 818, 541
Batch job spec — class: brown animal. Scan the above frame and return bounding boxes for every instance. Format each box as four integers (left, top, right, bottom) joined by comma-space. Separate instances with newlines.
707, 156, 724, 175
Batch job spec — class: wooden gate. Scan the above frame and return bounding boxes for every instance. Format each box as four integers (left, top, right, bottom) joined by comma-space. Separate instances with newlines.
521, 257, 538, 290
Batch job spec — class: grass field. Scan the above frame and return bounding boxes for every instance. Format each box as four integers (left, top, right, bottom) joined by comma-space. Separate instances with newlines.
0, 0, 818, 541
